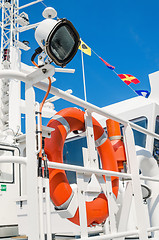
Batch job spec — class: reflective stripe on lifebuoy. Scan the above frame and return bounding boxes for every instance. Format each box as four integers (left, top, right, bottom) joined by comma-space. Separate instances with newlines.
44, 108, 119, 226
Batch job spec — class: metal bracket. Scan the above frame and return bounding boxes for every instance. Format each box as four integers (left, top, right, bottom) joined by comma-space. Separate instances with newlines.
42, 125, 54, 138
26, 64, 55, 85
15, 125, 54, 143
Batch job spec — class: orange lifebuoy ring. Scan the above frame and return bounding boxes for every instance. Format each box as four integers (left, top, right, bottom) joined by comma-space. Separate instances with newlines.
44, 108, 119, 226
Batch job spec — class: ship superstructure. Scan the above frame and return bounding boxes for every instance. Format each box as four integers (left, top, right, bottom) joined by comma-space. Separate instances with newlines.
0, 1, 159, 240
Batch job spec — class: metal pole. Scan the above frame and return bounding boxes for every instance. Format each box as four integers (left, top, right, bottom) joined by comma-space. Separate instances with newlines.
123, 124, 149, 240
0, 70, 158, 140
18, 0, 43, 10
37, 176, 44, 240
43, 169, 52, 240
0, 156, 27, 164
25, 82, 39, 240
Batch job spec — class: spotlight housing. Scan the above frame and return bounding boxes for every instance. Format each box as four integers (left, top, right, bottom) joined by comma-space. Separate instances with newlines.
35, 18, 80, 67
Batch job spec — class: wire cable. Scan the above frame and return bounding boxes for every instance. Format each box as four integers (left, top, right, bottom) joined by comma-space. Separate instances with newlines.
82, 42, 140, 97
31, 49, 52, 158
40, 1, 48, 8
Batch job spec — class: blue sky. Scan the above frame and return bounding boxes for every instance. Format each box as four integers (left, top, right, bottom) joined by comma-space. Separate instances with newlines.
19, 0, 159, 121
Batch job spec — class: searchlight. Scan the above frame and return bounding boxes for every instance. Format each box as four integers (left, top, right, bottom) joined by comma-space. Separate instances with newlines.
35, 8, 80, 67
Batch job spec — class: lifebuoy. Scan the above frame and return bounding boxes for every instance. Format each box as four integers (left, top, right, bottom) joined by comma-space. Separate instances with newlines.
44, 108, 119, 226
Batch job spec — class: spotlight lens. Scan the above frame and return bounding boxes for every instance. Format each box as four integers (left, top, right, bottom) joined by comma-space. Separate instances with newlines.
46, 19, 80, 67
50, 25, 75, 61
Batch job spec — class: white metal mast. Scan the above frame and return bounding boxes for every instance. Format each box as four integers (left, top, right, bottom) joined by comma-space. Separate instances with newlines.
0, 0, 19, 59
0, 0, 21, 138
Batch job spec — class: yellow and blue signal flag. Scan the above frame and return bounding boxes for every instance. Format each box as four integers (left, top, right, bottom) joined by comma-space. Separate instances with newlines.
79, 39, 91, 56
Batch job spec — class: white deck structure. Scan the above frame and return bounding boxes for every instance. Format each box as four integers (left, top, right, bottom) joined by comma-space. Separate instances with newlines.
0, 1, 159, 240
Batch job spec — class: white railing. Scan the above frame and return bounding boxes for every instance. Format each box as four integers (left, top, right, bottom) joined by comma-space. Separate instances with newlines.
1, 69, 159, 240
47, 156, 159, 240
0, 156, 27, 164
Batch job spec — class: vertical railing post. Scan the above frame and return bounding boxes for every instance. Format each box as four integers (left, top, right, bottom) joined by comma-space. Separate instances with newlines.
105, 176, 117, 235
123, 123, 149, 240
84, 110, 98, 169
76, 110, 99, 237
25, 82, 39, 240
76, 173, 88, 238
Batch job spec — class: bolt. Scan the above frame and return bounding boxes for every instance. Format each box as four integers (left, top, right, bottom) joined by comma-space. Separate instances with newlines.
42, 68, 47, 74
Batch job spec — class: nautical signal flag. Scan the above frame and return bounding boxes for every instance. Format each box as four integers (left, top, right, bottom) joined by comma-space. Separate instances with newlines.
135, 90, 150, 98
79, 39, 91, 56
118, 74, 140, 85
99, 57, 115, 70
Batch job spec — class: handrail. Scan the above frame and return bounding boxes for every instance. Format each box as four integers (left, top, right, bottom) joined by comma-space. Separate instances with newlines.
0, 70, 27, 81
147, 226, 159, 232
48, 161, 131, 178
48, 161, 159, 183
1, 70, 157, 239
140, 175, 159, 182
0, 69, 158, 141
77, 225, 159, 240
79, 230, 139, 240
35, 82, 159, 141
0, 156, 27, 165
18, 0, 43, 10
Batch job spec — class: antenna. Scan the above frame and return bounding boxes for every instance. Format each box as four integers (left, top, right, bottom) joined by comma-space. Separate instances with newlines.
42, 7, 57, 19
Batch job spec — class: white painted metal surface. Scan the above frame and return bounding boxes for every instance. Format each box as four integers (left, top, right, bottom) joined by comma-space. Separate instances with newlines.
38, 176, 44, 240
136, 146, 159, 239
18, 0, 43, 10
35, 19, 58, 49
1, 64, 159, 239
123, 124, 149, 240
25, 82, 39, 240
1, 1, 159, 240
43, 177, 52, 240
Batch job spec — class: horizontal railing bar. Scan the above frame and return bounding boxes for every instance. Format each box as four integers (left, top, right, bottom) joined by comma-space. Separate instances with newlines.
47, 161, 131, 179
16, 22, 40, 33
0, 156, 27, 165
147, 226, 159, 232
140, 175, 159, 182
79, 230, 139, 240
0, 70, 158, 140
18, 0, 43, 10
0, 70, 27, 81
48, 162, 159, 184
79, 226, 159, 240
35, 82, 159, 141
